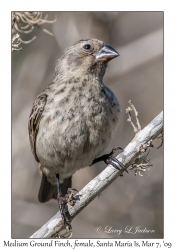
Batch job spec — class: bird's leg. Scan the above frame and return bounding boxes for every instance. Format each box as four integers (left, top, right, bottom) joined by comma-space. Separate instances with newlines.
91, 146, 128, 174
56, 174, 72, 229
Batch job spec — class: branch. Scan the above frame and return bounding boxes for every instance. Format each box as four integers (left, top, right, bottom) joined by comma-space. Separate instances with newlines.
30, 111, 163, 238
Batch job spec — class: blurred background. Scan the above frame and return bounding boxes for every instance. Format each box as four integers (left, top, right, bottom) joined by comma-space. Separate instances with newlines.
12, 11, 163, 239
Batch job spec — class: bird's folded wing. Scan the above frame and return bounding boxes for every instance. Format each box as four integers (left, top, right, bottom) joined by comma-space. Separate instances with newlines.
28, 93, 48, 162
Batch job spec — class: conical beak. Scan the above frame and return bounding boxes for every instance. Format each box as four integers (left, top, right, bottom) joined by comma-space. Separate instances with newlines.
95, 44, 119, 62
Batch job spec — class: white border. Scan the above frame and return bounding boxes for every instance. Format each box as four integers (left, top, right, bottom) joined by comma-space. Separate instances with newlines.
1, 1, 174, 248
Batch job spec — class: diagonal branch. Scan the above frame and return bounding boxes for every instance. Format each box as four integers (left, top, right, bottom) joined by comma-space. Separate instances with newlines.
30, 111, 163, 238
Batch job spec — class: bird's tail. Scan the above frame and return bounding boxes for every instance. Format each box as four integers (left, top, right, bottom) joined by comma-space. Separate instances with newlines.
38, 174, 72, 203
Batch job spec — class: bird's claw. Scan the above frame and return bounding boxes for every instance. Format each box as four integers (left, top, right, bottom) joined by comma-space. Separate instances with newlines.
91, 146, 128, 174
66, 188, 78, 206
57, 187, 78, 229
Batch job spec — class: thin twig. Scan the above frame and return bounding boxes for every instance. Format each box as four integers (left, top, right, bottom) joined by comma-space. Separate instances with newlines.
157, 132, 163, 149
12, 33, 22, 52
126, 100, 141, 133
128, 100, 141, 131
126, 106, 138, 132
19, 36, 36, 44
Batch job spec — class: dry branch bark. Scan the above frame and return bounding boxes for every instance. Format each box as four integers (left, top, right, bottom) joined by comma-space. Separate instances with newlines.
30, 111, 163, 238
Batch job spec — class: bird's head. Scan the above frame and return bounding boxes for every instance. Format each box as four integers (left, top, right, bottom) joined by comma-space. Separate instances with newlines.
55, 39, 119, 80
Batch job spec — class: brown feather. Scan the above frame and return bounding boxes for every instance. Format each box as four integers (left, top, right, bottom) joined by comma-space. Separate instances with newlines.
28, 93, 48, 162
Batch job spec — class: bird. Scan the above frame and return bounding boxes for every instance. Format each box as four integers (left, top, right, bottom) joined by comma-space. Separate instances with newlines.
28, 38, 121, 228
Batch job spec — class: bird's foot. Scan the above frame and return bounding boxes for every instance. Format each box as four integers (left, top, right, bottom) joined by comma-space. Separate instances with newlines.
57, 192, 72, 230
57, 188, 78, 229
66, 188, 78, 206
91, 146, 128, 174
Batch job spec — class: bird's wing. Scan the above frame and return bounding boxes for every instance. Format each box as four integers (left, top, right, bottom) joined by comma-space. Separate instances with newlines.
28, 93, 48, 162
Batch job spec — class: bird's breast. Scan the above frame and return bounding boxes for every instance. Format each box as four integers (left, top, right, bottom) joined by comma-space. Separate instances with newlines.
36, 79, 120, 179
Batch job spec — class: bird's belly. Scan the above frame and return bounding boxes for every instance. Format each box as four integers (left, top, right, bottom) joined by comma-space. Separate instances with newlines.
36, 96, 120, 184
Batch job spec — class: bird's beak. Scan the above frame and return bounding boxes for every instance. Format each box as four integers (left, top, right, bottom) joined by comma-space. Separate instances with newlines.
95, 44, 119, 63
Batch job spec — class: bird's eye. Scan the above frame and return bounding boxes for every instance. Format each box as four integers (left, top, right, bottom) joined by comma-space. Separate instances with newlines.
83, 44, 91, 50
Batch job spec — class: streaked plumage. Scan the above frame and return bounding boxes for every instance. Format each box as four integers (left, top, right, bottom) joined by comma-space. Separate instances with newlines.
28, 38, 120, 202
